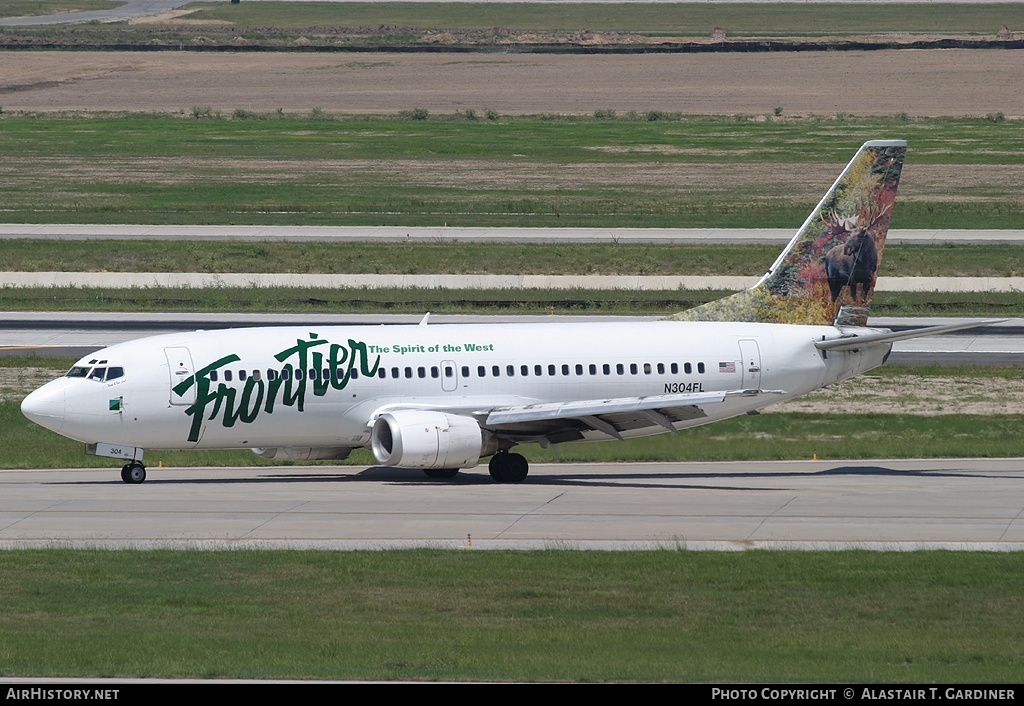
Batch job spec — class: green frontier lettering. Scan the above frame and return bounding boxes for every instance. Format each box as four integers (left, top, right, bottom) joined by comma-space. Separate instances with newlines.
172, 334, 381, 443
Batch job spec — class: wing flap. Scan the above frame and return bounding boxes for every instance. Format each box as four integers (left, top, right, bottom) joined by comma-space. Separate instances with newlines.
484, 389, 775, 428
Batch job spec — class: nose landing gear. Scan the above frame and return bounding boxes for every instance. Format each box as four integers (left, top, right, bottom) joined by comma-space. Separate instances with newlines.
120, 461, 147, 484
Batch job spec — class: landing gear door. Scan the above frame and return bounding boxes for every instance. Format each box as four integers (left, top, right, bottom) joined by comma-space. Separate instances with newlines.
165, 346, 196, 406
738, 339, 762, 390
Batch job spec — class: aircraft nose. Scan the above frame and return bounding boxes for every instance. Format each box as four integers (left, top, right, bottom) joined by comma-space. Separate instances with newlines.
21, 381, 66, 433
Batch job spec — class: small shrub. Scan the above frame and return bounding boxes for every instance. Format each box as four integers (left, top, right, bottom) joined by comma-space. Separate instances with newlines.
397, 108, 429, 121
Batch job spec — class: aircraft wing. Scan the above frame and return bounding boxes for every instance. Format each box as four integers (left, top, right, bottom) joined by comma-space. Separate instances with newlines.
481, 389, 783, 443
816, 319, 1004, 352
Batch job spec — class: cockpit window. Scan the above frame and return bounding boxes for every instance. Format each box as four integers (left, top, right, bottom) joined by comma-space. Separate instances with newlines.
67, 365, 125, 381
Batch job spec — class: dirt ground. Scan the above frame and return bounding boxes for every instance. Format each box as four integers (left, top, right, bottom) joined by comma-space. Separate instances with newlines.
1, 49, 1022, 116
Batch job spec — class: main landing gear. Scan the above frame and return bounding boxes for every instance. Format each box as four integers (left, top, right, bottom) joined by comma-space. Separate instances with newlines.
488, 451, 529, 483
120, 461, 147, 484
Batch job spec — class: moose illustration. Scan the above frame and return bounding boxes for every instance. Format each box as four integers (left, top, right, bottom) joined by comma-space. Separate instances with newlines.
821, 205, 891, 303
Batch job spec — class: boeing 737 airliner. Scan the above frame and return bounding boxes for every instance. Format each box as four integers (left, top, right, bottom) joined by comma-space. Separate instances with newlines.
21, 140, 992, 483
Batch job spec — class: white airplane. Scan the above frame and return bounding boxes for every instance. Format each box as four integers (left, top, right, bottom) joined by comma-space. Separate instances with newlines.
21, 140, 992, 484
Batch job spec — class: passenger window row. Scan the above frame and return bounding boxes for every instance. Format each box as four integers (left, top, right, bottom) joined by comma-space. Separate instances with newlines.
209, 367, 363, 383
68, 360, 711, 385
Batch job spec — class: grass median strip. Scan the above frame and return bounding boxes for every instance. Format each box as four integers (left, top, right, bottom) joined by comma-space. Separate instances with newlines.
1, 549, 1022, 682
0, 241, 1022, 277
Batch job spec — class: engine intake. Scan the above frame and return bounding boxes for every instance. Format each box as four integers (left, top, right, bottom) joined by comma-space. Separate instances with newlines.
371, 410, 492, 469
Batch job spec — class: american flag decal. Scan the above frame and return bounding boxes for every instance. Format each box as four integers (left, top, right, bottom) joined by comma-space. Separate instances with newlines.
719, 361, 736, 373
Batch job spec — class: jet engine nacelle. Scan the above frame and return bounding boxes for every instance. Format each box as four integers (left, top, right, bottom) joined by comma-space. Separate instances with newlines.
370, 410, 493, 469
251, 447, 353, 462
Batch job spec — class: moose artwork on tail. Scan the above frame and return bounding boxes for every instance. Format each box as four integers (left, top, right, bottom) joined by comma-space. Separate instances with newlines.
673, 140, 905, 328
821, 204, 890, 303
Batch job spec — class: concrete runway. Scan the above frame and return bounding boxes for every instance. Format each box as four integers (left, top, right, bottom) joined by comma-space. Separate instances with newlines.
2, 459, 1022, 551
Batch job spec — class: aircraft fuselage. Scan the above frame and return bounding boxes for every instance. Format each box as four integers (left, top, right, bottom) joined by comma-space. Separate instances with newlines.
22, 319, 887, 453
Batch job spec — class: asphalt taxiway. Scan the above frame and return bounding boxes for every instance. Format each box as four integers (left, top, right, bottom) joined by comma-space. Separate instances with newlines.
2, 459, 1022, 550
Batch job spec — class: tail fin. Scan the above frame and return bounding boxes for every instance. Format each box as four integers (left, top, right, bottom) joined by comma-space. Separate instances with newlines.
669, 140, 906, 327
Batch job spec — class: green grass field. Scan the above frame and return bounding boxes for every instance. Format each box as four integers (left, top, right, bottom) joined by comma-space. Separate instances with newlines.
0, 1, 119, 17
1, 549, 1022, 681
185, 1, 1024, 36
6, 2, 1023, 41
1, 113, 1021, 228
1, 240, 1023, 277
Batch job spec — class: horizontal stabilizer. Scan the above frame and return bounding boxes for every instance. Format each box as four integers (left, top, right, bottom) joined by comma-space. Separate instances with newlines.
815, 319, 1005, 352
